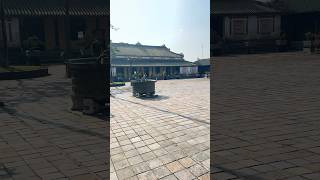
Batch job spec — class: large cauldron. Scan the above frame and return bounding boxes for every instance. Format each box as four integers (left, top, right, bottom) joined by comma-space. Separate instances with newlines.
69, 58, 107, 114
131, 80, 156, 97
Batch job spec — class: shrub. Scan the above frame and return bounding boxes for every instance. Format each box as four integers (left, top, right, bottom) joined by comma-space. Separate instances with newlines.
305, 32, 314, 41
22, 36, 44, 51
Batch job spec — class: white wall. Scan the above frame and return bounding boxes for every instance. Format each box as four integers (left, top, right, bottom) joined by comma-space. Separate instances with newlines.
180, 66, 198, 75
0, 18, 20, 47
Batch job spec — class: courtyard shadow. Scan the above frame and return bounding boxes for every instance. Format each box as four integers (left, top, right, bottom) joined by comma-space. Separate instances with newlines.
136, 95, 170, 101
212, 164, 266, 180
0, 79, 71, 106
89, 110, 109, 121
0, 106, 107, 139
115, 97, 209, 125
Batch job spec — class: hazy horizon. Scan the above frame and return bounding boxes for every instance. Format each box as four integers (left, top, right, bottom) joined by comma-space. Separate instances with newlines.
110, 0, 210, 62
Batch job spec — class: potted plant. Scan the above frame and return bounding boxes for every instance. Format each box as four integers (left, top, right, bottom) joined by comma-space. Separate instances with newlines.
304, 32, 314, 53
22, 36, 44, 51
22, 36, 45, 65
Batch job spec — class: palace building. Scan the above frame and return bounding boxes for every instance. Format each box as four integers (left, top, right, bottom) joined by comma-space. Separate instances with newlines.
111, 42, 197, 81
0, 0, 108, 63
211, 0, 281, 55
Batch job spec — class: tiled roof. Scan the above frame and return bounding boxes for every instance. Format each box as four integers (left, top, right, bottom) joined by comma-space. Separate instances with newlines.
3, 0, 109, 16
194, 58, 210, 66
111, 43, 193, 67
278, 0, 320, 13
111, 43, 184, 59
212, 0, 279, 15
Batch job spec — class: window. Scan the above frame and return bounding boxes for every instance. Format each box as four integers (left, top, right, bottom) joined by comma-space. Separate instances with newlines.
0, 20, 12, 42
166, 67, 171, 74
231, 18, 248, 35
175, 67, 180, 74
258, 17, 274, 34
156, 67, 160, 74
144, 67, 149, 74
117, 67, 124, 74
70, 18, 86, 40
21, 17, 45, 41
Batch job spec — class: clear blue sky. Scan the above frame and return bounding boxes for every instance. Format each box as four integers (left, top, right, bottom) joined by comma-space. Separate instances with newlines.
110, 0, 210, 62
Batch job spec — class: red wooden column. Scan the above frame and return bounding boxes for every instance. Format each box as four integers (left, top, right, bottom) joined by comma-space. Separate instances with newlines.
64, 0, 70, 59
0, 0, 8, 66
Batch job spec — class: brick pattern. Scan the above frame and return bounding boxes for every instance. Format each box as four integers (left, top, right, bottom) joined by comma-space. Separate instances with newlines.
211, 53, 320, 179
0, 66, 108, 179
111, 78, 210, 180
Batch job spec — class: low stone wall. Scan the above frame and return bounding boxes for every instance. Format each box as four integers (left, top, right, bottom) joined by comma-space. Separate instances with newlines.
112, 74, 201, 82
0, 68, 49, 80
212, 40, 290, 56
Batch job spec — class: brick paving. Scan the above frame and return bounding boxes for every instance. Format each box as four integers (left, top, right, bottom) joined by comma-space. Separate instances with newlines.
110, 78, 210, 180
0, 66, 107, 180
2, 52, 320, 180
212, 52, 320, 180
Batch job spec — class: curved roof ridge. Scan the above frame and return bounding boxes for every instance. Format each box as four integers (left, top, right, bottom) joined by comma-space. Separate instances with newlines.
113, 42, 169, 49
111, 42, 184, 59
212, 0, 279, 15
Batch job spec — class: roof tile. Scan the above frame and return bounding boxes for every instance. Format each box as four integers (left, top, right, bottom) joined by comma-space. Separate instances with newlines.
111, 43, 193, 67
3, 0, 108, 16
111, 43, 184, 59
212, 0, 279, 15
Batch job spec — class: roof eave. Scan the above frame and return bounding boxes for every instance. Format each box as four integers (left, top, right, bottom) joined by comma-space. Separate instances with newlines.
212, 11, 280, 16
112, 56, 183, 60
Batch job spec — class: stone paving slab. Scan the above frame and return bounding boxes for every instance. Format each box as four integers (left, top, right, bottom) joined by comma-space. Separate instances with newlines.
212, 52, 320, 180
110, 78, 210, 180
0, 66, 108, 180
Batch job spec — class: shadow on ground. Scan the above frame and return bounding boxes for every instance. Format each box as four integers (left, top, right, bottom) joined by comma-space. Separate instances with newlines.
135, 95, 170, 101
0, 105, 107, 139
114, 96, 209, 125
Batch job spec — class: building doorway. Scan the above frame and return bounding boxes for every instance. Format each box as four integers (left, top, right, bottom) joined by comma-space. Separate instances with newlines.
212, 16, 224, 39
20, 17, 45, 42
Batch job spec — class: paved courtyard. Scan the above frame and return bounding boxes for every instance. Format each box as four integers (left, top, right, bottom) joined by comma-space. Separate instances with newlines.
212, 52, 320, 180
110, 78, 210, 180
0, 66, 108, 180
5, 52, 319, 180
